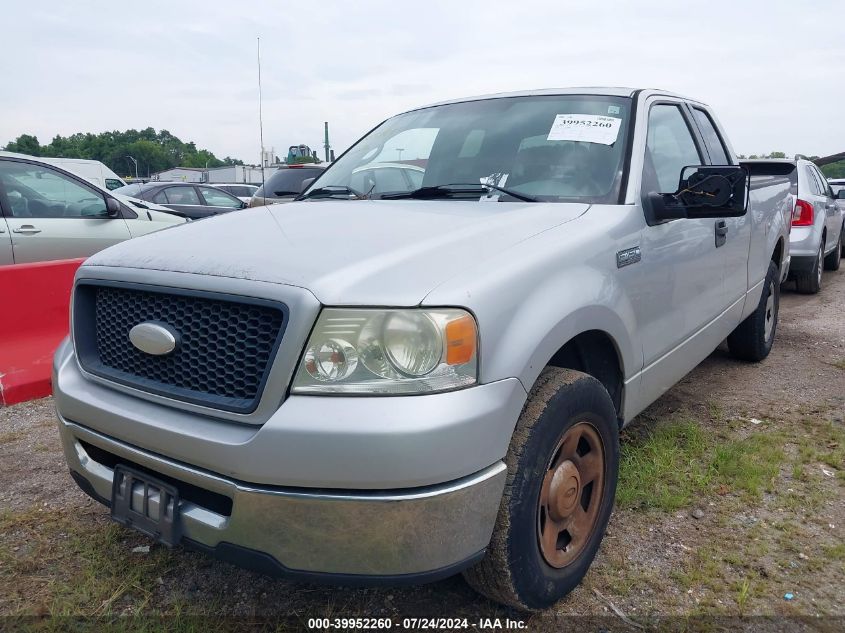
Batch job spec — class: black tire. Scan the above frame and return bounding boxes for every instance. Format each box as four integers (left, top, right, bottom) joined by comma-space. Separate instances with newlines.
463, 368, 619, 611
727, 260, 780, 362
841, 222, 845, 258
795, 242, 824, 294
824, 235, 841, 271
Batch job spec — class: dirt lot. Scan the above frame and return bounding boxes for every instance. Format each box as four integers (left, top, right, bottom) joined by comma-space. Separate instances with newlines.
1, 267, 844, 632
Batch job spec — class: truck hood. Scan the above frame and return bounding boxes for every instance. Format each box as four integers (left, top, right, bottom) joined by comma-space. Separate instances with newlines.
85, 200, 589, 305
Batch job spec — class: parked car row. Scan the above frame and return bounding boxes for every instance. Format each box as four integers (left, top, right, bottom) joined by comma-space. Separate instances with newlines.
112, 181, 248, 219
744, 158, 844, 294
0, 152, 185, 265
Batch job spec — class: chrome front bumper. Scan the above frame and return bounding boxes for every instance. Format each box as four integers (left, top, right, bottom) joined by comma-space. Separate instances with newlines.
59, 415, 506, 579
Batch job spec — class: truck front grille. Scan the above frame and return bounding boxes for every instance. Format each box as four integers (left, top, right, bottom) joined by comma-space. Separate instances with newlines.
73, 281, 288, 414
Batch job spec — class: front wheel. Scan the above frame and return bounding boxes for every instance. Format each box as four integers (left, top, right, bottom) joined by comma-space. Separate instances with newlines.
463, 368, 619, 611
727, 260, 780, 362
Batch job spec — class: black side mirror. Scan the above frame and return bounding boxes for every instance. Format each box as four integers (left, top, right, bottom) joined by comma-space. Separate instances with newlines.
106, 197, 122, 218
645, 165, 748, 224
300, 177, 316, 193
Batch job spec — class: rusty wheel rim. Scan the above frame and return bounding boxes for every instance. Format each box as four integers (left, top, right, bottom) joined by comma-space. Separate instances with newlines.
537, 421, 605, 568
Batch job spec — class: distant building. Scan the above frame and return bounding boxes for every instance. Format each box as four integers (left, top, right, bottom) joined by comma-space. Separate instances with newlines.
151, 167, 206, 183
152, 165, 277, 185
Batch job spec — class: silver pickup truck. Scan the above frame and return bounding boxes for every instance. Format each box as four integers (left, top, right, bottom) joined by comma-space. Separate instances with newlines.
54, 88, 793, 610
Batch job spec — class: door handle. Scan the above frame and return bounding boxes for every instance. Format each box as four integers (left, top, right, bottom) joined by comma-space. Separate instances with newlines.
715, 220, 728, 247
12, 225, 41, 234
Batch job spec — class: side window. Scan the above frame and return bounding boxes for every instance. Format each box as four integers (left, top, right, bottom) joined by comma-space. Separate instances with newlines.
104, 178, 124, 191
691, 108, 730, 165
152, 190, 169, 204
406, 169, 424, 189
198, 186, 242, 208
644, 104, 703, 193
163, 186, 201, 205
804, 166, 822, 196
812, 166, 833, 197
0, 161, 107, 218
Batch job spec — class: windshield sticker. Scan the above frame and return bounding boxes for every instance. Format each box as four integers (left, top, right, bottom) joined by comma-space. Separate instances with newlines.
480, 173, 508, 202
607, 105, 621, 115
547, 114, 622, 145
480, 173, 508, 187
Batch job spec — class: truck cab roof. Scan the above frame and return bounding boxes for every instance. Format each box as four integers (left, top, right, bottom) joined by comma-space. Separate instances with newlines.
416, 87, 699, 112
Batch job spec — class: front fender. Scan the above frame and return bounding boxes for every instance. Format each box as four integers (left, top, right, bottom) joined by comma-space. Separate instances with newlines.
481, 264, 638, 395
423, 207, 645, 422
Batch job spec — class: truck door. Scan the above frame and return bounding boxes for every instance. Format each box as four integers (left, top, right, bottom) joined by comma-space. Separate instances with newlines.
687, 106, 752, 307
0, 218, 12, 265
0, 159, 132, 264
636, 102, 729, 400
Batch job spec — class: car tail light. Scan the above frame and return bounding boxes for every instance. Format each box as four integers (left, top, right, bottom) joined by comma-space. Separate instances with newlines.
792, 199, 814, 226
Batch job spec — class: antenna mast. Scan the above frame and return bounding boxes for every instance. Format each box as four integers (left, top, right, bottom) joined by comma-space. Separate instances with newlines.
257, 36, 266, 196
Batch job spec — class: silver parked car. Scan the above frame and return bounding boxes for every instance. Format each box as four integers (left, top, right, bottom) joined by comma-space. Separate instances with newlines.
746, 159, 843, 293
0, 153, 186, 265
788, 160, 841, 292
210, 183, 259, 204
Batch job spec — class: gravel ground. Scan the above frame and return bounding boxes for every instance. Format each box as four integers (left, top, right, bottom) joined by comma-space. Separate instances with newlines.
1, 266, 844, 631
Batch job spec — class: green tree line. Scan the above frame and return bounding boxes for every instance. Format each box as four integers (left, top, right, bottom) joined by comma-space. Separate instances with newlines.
737, 151, 845, 179
2, 128, 243, 178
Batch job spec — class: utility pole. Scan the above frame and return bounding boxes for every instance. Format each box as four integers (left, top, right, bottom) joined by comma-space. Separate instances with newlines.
324, 122, 331, 163
126, 155, 139, 180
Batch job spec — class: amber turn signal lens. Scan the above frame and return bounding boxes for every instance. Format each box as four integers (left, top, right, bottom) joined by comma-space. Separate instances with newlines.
445, 315, 477, 365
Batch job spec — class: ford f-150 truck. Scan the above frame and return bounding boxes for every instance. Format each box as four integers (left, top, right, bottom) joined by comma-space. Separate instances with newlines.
54, 88, 794, 610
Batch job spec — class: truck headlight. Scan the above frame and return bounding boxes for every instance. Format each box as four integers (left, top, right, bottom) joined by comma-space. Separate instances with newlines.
292, 308, 478, 394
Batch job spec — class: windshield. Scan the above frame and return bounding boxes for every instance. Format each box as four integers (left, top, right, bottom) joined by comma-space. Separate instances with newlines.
112, 183, 143, 197
306, 94, 631, 203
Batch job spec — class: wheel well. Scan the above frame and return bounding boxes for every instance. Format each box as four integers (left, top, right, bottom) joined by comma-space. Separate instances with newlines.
546, 330, 623, 419
771, 238, 783, 270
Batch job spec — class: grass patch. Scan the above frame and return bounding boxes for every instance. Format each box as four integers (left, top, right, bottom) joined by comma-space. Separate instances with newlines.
823, 543, 845, 561
711, 434, 783, 496
670, 545, 723, 591
618, 417, 787, 511
0, 430, 24, 444
617, 420, 711, 510
832, 358, 845, 370
0, 507, 184, 619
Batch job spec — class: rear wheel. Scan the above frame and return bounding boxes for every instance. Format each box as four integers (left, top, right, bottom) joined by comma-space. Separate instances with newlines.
463, 368, 619, 611
824, 234, 841, 271
841, 221, 845, 258
795, 242, 824, 294
727, 260, 779, 362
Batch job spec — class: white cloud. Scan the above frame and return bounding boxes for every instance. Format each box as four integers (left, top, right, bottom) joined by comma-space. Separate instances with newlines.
1, 0, 843, 161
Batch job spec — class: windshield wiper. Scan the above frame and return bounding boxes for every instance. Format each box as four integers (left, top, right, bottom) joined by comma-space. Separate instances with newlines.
379, 183, 538, 202
299, 185, 368, 200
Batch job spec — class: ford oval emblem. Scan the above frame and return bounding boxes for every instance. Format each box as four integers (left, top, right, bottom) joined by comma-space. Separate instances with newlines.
128, 321, 180, 356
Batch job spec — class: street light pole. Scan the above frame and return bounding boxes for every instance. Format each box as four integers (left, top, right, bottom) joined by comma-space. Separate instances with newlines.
126, 155, 139, 180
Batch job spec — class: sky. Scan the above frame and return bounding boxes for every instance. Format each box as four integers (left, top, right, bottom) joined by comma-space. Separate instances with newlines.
2, 0, 843, 164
